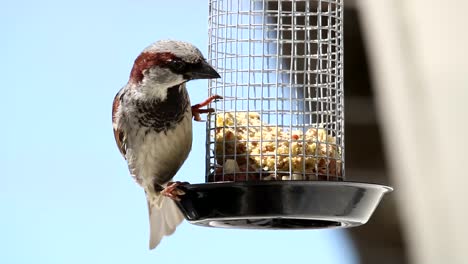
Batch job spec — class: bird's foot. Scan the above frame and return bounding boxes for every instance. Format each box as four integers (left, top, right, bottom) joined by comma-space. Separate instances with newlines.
191, 95, 223, 122
161, 181, 188, 202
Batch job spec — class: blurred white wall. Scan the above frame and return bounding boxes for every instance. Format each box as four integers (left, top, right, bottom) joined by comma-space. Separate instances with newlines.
356, 0, 468, 263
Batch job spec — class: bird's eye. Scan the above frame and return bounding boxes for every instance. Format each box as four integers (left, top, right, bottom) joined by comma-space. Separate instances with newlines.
168, 59, 187, 73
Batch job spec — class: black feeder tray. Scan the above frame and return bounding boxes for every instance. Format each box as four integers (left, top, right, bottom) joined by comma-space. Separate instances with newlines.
176, 181, 392, 229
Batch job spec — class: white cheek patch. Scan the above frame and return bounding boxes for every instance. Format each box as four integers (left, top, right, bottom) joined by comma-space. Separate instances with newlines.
136, 67, 185, 101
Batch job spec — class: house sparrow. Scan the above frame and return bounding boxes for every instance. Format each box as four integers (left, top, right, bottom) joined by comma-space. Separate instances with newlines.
112, 40, 220, 249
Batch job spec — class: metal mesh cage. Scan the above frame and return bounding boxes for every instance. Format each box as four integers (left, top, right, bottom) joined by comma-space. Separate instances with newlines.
206, 0, 344, 183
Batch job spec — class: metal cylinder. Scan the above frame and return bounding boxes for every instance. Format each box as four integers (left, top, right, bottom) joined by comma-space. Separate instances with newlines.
206, 0, 344, 182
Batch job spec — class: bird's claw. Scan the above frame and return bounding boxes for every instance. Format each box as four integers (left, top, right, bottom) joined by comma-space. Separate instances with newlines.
161, 181, 188, 202
191, 95, 222, 122
192, 108, 216, 122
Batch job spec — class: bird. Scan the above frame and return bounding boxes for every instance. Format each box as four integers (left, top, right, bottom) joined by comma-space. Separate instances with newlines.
112, 40, 221, 249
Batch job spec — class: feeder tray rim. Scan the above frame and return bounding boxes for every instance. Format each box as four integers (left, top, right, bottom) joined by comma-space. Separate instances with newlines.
185, 180, 394, 192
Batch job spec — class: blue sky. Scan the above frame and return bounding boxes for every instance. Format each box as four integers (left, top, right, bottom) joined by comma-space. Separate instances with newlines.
1, 0, 357, 263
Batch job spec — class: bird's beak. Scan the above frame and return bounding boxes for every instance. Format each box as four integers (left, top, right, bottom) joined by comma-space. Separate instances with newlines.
186, 61, 221, 80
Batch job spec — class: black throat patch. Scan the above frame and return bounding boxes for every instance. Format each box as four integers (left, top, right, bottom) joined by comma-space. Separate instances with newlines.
134, 85, 189, 133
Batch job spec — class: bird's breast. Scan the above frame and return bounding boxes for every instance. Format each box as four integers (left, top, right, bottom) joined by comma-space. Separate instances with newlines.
121, 85, 193, 189
128, 110, 193, 188
133, 85, 190, 133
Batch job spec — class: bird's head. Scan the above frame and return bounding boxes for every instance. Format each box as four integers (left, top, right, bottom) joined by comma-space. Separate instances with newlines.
128, 40, 220, 95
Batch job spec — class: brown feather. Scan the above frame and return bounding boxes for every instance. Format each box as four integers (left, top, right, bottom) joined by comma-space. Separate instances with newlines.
112, 92, 127, 158
130, 52, 176, 84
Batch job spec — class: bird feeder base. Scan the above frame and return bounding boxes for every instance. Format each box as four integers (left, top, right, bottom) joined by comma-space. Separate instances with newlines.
176, 181, 392, 229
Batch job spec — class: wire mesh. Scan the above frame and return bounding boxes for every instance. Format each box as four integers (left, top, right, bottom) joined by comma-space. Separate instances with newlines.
206, 0, 344, 182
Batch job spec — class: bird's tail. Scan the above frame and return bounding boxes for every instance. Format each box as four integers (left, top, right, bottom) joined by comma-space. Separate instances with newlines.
146, 193, 185, 249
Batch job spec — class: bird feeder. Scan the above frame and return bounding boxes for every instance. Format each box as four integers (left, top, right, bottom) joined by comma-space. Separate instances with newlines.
176, 0, 392, 229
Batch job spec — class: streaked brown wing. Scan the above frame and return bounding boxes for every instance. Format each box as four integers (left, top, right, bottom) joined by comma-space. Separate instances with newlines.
112, 92, 127, 159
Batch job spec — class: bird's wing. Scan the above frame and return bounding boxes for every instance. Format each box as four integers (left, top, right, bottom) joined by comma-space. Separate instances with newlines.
112, 92, 127, 159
